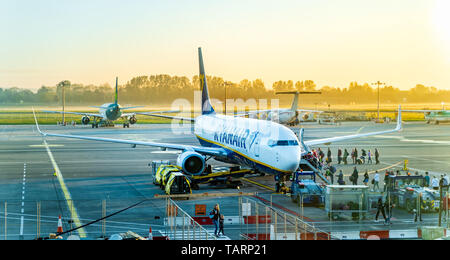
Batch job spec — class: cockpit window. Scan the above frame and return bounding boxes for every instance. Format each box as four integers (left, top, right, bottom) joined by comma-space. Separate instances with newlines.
268, 140, 299, 146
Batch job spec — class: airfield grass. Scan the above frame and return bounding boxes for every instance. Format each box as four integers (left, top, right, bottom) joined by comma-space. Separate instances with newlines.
0, 103, 434, 124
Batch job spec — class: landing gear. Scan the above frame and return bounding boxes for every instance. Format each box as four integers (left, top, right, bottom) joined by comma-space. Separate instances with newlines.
123, 123, 130, 128
92, 123, 99, 128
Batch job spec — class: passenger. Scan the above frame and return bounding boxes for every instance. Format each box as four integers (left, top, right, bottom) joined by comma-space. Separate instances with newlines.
375, 198, 387, 223
361, 149, 367, 164
375, 149, 380, 164
363, 170, 369, 186
343, 149, 349, 165
354, 148, 358, 164
337, 170, 345, 185
327, 148, 332, 164
351, 167, 359, 185
337, 148, 342, 164
210, 204, 221, 237
373, 171, 380, 192
424, 172, 430, 187
432, 177, 439, 191
367, 150, 373, 164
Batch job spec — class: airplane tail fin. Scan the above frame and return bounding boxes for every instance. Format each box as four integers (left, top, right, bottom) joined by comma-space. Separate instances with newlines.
114, 77, 119, 105
276, 91, 321, 112
198, 48, 215, 115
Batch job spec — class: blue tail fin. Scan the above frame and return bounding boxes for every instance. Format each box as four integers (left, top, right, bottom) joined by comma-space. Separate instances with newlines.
198, 48, 215, 115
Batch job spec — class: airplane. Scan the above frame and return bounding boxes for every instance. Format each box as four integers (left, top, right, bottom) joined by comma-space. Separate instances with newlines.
33, 47, 403, 186
237, 91, 323, 126
42, 77, 174, 128
402, 109, 450, 125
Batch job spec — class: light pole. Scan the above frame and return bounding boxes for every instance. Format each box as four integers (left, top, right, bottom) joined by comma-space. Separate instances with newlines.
371, 81, 385, 122
57, 80, 70, 126
223, 82, 232, 115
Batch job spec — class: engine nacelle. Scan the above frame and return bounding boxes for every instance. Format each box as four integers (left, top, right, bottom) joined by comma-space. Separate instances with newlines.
176, 151, 205, 175
128, 115, 137, 124
302, 113, 311, 121
81, 116, 90, 125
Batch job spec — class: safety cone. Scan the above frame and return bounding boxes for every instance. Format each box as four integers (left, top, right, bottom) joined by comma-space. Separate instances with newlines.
148, 226, 153, 240
57, 215, 63, 233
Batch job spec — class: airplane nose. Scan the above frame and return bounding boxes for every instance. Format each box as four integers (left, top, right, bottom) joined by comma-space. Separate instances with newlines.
283, 146, 301, 172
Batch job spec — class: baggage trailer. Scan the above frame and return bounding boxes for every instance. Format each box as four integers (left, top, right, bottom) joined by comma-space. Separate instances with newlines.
325, 185, 369, 220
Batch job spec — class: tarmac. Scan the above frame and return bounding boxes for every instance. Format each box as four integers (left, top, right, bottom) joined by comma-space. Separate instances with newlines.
0, 120, 449, 240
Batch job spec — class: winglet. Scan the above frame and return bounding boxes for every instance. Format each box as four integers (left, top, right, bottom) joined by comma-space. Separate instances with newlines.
298, 128, 310, 153
32, 108, 46, 137
396, 105, 402, 131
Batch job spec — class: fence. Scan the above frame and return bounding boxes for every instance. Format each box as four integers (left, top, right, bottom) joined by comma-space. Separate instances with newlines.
238, 195, 336, 240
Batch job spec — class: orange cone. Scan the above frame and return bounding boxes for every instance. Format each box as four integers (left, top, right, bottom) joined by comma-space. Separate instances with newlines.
57, 215, 63, 233
148, 226, 153, 240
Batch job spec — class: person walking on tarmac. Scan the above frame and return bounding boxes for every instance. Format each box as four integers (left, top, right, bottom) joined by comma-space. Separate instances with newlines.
343, 149, 349, 165
327, 148, 332, 164
375, 197, 387, 223
363, 170, 369, 186
375, 149, 380, 164
373, 171, 380, 192
338, 170, 345, 185
210, 204, 221, 237
367, 150, 373, 164
337, 148, 342, 164
351, 167, 359, 185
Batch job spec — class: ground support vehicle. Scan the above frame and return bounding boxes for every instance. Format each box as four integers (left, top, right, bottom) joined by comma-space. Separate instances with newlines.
290, 170, 324, 205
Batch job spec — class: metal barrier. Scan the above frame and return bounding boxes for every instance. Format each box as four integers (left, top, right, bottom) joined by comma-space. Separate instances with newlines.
239, 195, 336, 240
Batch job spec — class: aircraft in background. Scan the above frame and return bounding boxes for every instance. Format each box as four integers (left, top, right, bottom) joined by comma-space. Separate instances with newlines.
42, 77, 174, 128
240, 91, 323, 126
34, 48, 403, 185
402, 107, 450, 125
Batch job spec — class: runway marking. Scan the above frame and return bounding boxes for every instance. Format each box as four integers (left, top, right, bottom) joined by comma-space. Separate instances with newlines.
375, 135, 450, 145
43, 140, 86, 238
20, 163, 26, 239
343, 161, 403, 177
401, 155, 450, 166
29, 144, 65, 148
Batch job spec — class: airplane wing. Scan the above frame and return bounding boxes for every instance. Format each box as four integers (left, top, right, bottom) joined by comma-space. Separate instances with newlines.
135, 112, 195, 122
303, 106, 402, 147
402, 110, 449, 113
41, 110, 103, 118
297, 109, 323, 113
33, 110, 225, 157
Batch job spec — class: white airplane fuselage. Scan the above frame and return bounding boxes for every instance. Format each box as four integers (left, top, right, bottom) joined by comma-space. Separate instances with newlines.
194, 114, 301, 175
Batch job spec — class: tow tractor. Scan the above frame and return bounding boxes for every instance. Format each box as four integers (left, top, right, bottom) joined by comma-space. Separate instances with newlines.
290, 170, 325, 205
386, 174, 440, 213
150, 161, 253, 194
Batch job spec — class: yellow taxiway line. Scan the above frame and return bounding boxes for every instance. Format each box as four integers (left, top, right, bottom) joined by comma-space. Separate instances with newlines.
43, 140, 86, 238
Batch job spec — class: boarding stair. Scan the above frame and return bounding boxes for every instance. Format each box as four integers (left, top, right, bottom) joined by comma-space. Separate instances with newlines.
299, 158, 330, 185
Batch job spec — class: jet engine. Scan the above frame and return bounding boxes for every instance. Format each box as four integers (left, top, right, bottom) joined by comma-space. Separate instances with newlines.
301, 113, 311, 121
81, 116, 90, 125
176, 151, 205, 175
128, 115, 137, 125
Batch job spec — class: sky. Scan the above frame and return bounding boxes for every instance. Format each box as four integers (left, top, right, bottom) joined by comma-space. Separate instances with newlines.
1, 0, 450, 91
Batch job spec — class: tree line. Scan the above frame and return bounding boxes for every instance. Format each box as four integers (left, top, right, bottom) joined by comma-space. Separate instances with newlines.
0, 75, 448, 106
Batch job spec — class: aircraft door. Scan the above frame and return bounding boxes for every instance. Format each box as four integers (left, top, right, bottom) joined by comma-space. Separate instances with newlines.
254, 134, 261, 157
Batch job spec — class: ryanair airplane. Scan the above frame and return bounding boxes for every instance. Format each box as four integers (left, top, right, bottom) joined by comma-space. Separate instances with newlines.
34, 48, 402, 178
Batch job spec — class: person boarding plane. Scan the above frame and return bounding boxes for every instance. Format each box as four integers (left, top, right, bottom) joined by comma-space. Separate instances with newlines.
33, 48, 403, 185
